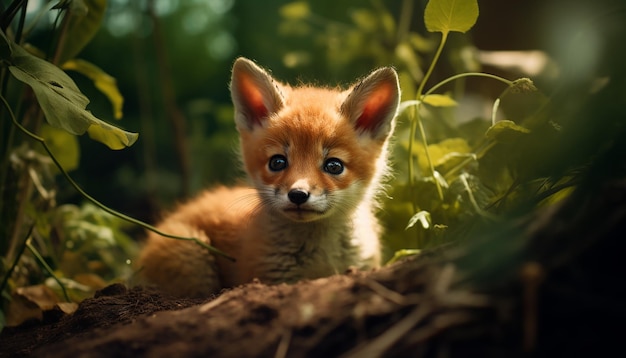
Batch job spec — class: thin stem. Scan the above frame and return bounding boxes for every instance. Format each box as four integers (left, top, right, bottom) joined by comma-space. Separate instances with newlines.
409, 32, 449, 202
425, 72, 514, 97
407, 108, 418, 212
0, 95, 236, 262
417, 32, 448, 98
26, 239, 71, 302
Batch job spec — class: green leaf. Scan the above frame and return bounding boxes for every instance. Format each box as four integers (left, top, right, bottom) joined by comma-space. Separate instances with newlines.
57, 0, 107, 63
386, 249, 421, 265
485, 120, 531, 143
62, 59, 124, 119
423, 93, 458, 107
424, 0, 479, 34
87, 121, 137, 150
413, 137, 471, 173
40, 124, 80, 172
8, 44, 137, 150
406, 210, 432, 230
9, 45, 91, 134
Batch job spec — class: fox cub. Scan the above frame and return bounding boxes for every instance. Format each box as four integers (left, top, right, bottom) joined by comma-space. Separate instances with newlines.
138, 57, 400, 297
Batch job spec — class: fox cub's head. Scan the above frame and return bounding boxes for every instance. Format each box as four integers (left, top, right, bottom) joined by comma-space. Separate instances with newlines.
230, 57, 400, 222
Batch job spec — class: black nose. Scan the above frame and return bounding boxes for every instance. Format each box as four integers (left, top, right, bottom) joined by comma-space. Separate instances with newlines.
288, 189, 309, 205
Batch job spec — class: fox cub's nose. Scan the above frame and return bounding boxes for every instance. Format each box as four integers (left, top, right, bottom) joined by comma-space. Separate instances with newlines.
288, 189, 310, 205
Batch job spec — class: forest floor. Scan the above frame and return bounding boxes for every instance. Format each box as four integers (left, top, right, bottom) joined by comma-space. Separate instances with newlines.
1, 180, 625, 357
1, 255, 462, 358
1, 240, 537, 358
3, 254, 470, 357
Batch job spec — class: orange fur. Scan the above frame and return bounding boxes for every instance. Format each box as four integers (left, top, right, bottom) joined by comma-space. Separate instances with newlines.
137, 58, 400, 297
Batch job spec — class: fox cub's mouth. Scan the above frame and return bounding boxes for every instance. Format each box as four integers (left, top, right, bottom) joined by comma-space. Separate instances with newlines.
282, 206, 327, 221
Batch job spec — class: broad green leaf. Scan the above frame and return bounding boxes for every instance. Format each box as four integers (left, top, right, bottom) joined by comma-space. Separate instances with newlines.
423, 94, 458, 107
424, 0, 479, 34
485, 120, 531, 143
57, 0, 107, 64
8, 44, 137, 149
414, 137, 471, 173
63, 59, 124, 119
40, 124, 80, 172
9, 45, 91, 134
87, 121, 138, 150
279, 1, 310, 20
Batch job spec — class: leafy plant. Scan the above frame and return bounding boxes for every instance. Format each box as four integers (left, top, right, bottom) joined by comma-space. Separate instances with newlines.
277, 0, 569, 259
0, 0, 229, 330
0, 0, 139, 329
384, 0, 562, 257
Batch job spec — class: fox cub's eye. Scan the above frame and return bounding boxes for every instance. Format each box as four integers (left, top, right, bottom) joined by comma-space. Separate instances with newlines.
269, 155, 288, 171
323, 158, 344, 175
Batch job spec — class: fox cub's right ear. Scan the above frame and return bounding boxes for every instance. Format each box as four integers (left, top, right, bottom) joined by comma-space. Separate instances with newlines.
230, 57, 285, 131
341, 67, 400, 141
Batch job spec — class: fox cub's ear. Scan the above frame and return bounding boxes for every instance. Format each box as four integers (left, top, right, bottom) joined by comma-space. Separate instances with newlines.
230, 57, 285, 130
341, 67, 400, 140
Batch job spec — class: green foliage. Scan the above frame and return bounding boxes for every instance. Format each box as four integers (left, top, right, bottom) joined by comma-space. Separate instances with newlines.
6, 43, 137, 149
0, 0, 151, 328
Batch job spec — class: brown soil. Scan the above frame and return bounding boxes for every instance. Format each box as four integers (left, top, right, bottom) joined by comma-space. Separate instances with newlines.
1, 180, 625, 357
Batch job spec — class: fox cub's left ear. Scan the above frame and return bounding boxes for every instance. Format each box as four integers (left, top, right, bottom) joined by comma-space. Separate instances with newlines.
230, 57, 285, 131
341, 67, 400, 140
